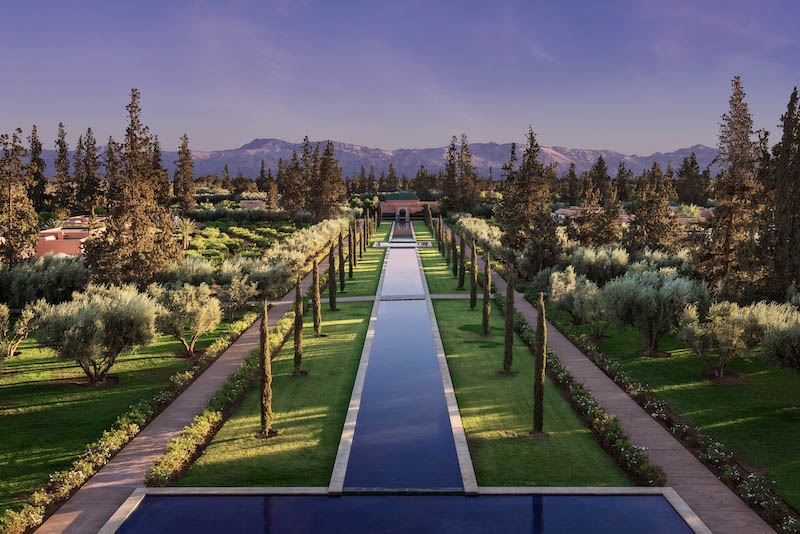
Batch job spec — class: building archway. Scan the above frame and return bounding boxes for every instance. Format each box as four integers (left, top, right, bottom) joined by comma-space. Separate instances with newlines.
397, 207, 409, 222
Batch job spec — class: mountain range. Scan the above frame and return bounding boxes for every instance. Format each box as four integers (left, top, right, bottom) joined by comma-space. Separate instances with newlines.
37, 139, 720, 179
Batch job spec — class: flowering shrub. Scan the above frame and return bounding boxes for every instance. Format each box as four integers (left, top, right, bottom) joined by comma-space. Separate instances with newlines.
0, 313, 257, 534
494, 294, 666, 487
145, 311, 295, 487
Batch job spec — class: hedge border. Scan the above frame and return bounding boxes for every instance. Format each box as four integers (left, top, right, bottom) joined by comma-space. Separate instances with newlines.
144, 311, 296, 487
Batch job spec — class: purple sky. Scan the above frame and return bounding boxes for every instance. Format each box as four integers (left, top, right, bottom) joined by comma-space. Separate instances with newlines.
1, 1, 799, 154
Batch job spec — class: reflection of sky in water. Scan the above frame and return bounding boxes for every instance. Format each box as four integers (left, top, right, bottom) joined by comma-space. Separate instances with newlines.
379, 248, 424, 296
119, 494, 695, 533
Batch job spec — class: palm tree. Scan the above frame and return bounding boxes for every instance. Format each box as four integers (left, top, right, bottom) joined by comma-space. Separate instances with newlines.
176, 217, 196, 250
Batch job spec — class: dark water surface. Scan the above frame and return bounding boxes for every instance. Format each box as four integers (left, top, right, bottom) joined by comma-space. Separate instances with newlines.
117, 494, 695, 533
343, 299, 462, 489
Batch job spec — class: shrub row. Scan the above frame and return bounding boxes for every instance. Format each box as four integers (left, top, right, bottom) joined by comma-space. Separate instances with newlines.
0, 256, 89, 309
0, 313, 257, 534
544, 308, 800, 533
144, 310, 295, 487
187, 207, 312, 224
494, 293, 666, 487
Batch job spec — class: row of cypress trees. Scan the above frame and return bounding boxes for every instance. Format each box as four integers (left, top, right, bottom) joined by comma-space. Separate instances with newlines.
256, 212, 378, 438
427, 212, 547, 435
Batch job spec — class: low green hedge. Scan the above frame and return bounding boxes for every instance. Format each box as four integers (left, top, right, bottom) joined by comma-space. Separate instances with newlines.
541, 302, 800, 533
145, 311, 295, 487
494, 294, 666, 487
0, 313, 257, 534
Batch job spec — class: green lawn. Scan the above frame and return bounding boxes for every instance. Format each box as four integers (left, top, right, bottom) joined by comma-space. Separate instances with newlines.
413, 221, 466, 294
549, 305, 800, 507
0, 316, 244, 512
179, 302, 371, 486
337, 222, 391, 298
433, 299, 630, 487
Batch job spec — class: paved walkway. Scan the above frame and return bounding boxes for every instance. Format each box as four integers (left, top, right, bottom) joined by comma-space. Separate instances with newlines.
37, 227, 364, 534
447, 226, 774, 534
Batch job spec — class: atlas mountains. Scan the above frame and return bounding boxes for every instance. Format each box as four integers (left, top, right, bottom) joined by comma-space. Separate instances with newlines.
38, 138, 719, 179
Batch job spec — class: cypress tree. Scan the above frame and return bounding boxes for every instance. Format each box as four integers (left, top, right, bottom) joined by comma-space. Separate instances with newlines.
698, 76, 760, 300
338, 232, 346, 291
151, 135, 171, 207
26, 125, 48, 212
350, 219, 361, 267
359, 219, 364, 258
328, 244, 337, 310
173, 134, 196, 213
445, 229, 452, 266
312, 259, 322, 336
293, 276, 306, 376
501, 264, 516, 375
348, 226, 354, 279
532, 292, 547, 436
470, 240, 478, 308
256, 299, 276, 438
79, 128, 103, 217
54, 122, 75, 212
451, 231, 458, 277
482, 251, 491, 336
0, 129, 37, 268
458, 235, 466, 289
772, 88, 800, 294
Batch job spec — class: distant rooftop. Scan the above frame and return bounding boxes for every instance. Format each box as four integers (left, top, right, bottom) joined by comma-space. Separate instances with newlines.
383, 192, 420, 201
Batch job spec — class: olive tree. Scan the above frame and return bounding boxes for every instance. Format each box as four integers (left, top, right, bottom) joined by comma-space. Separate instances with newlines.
601, 270, 708, 357
39, 285, 158, 385
217, 274, 258, 321
0, 299, 47, 360
678, 302, 753, 378
150, 283, 221, 358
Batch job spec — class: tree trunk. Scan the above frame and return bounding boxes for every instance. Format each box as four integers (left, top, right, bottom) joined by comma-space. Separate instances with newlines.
503, 264, 515, 373
482, 252, 491, 336
328, 245, 337, 311
458, 235, 466, 289
338, 233, 346, 292
470, 240, 478, 309
312, 259, 322, 336
445, 230, 451, 266
348, 227, 354, 279
533, 292, 547, 434
451, 231, 458, 278
293, 276, 305, 375
259, 300, 273, 436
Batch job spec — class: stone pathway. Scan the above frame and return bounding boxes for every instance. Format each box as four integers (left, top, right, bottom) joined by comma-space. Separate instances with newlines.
37, 228, 365, 534
448, 227, 774, 534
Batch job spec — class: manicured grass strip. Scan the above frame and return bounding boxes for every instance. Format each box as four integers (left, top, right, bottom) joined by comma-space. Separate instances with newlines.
339, 222, 391, 298
432, 299, 630, 487
0, 314, 248, 512
549, 305, 800, 510
179, 302, 372, 487
413, 221, 464, 294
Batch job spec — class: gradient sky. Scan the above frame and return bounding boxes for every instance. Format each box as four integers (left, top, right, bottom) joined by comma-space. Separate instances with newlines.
1, 1, 799, 154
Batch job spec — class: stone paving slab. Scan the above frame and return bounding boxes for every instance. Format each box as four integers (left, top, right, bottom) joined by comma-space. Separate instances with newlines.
36, 229, 363, 534
446, 226, 775, 534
